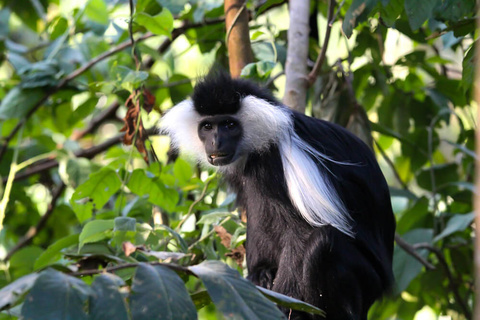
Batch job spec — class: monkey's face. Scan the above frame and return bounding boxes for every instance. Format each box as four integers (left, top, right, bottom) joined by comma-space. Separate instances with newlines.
197, 115, 243, 166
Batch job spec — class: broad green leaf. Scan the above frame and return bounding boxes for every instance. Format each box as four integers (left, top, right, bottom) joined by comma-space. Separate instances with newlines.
462, 43, 475, 92
89, 274, 128, 320
173, 158, 193, 184
379, 0, 403, 26
70, 167, 122, 222
114, 217, 136, 231
34, 234, 79, 270
190, 261, 287, 320
85, 0, 109, 25
190, 290, 212, 310
21, 269, 91, 320
404, 0, 439, 30
0, 87, 44, 120
394, 229, 433, 294
135, 10, 173, 37
79, 219, 114, 250
257, 286, 325, 316
0, 9, 10, 38
434, 212, 475, 242
197, 211, 232, 225
417, 163, 460, 193
49, 16, 68, 40
127, 169, 166, 207
434, 0, 475, 22
158, 0, 188, 15
168, 74, 193, 104
396, 197, 429, 235
59, 158, 93, 188
154, 225, 188, 253
256, 0, 284, 17
130, 263, 197, 320
342, 0, 379, 38
0, 273, 39, 310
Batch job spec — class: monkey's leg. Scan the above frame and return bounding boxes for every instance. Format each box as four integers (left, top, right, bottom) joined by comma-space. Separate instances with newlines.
301, 226, 383, 320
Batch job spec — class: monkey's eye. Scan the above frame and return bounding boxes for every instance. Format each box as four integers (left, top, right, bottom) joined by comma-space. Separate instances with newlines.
202, 122, 212, 130
226, 121, 237, 129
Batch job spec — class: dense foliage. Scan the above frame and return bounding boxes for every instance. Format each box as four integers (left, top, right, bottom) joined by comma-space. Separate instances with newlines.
0, 0, 476, 319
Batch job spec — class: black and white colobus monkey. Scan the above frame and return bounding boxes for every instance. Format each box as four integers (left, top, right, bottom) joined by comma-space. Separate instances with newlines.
160, 72, 395, 320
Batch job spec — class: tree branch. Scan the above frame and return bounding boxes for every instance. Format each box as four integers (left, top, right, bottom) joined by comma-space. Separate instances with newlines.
414, 243, 472, 318
394, 234, 435, 270
283, 0, 310, 112
3, 183, 66, 261
70, 261, 194, 277
224, 0, 254, 77
308, 0, 335, 85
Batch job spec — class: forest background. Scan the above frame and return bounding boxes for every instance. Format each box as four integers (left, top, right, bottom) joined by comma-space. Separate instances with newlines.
0, 0, 477, 319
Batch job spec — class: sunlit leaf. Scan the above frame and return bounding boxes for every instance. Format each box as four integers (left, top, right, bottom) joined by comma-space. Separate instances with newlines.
135, 9, 173, 37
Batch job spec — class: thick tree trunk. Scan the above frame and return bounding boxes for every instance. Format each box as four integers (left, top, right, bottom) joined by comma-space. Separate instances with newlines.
224, 0, 254, 77
283, 0, 310, 113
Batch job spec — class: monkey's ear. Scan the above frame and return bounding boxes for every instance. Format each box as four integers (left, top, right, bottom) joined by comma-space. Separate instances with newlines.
159, 100, 207, 165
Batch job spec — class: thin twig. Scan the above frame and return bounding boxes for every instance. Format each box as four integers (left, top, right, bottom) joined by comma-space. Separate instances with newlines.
414, 243, 472, 318
373, 139, 408, 189
394, 234, 435, 270
176, 181, 212, 231
70, 261, 194, 277
70, 101, 121, 141
308, 0, 336, 85
3, 183, 66, 261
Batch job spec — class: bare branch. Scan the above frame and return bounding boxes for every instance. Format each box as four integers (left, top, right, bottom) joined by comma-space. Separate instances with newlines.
415, 243, 472, 318
70, 261, 194, 277
395, 234, 435, 270
283, 0, 310, 112
308, 0, 336, 85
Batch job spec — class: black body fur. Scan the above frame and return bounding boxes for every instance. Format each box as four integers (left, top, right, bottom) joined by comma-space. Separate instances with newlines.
192, 75, 396, 320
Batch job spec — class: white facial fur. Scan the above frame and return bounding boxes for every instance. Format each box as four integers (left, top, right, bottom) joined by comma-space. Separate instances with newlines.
160, 96, 353, 237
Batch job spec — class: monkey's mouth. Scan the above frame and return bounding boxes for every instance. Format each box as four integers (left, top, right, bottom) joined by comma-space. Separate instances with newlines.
208, 153, 233, 166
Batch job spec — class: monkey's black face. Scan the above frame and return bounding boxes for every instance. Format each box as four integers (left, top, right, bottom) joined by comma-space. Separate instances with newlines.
197, 115, 243, 166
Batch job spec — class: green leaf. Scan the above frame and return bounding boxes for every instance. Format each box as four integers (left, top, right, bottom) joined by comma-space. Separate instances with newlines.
70, 168, 122, 222
135, 9, 173, 37
393, 229, 433, 293
79, 219, 114, 250
130, 263, 197, 320
190, 290, 212, 310
404, 0, 439, 30
85, 0, 109, 25
89, 274, 128, 320
0, 9, 10, 38
461, 42, 475, 92
0, 87, 44, 120
257, 286, 325, 316
197, 211, 233, 225
60, 158, 93, 188
21, 269, 91, 320
256, 0, 284, 17
173, 158, 193, 184
417, 163, 459, 193
155, 225, 189, 253
114, 217, 136, 231
0, 273, 39, 310
379, 0, 403, 26
34, 234, 79, 270
190, 261, 287, 320
342, 0, 379, 38
168, 74, 193, 104
434, 212, 475, 242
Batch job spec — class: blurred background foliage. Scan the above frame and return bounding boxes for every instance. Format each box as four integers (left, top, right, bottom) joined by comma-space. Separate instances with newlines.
0, 0, 476, 319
